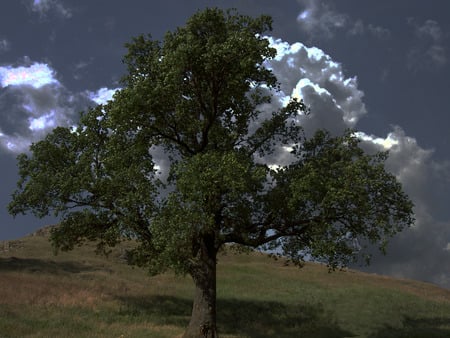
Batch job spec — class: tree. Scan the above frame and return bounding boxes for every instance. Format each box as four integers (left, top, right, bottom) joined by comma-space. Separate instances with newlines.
8, 8, 414, 338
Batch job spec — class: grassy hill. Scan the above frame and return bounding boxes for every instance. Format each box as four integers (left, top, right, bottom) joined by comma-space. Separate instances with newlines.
1, 229, 450, 337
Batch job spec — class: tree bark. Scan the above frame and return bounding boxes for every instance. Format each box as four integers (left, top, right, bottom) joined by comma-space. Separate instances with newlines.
183, 237, 218, 338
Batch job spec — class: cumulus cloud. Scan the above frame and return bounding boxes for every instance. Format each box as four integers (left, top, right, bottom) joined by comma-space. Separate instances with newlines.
264, 37, 450, 288
29, 0, 72, 19
0, 60, 108, 153
87, 87, 120, 105
266, 37, 366, 134
252, 36, 367, 167
407, 19, 447, 70
0, 63, 59, 88
356, 128, 450, 286
149, 37, 369, 183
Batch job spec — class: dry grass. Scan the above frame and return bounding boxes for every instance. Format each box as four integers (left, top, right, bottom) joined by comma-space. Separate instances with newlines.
0, 272, 104, 306
1, 232, 450, 337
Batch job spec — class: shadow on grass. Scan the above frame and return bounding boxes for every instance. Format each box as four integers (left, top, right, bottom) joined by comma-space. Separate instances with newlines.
117, 295, 356, 338
0, 257, 97, 274
369, 316, 450, 338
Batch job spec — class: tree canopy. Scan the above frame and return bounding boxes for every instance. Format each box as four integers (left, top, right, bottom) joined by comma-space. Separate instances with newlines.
9, 8, 414, 338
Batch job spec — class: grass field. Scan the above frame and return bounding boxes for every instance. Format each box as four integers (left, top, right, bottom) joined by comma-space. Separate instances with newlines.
1, 230, 450, 337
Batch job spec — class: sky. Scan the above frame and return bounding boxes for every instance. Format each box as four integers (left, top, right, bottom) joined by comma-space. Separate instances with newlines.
0, 0, 449, 287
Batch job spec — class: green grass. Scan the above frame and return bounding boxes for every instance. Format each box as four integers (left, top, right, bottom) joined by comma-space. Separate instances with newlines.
1, 232, 450, 337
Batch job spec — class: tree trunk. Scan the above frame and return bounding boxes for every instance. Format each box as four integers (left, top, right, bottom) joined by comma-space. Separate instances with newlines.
183, 237, 217, 338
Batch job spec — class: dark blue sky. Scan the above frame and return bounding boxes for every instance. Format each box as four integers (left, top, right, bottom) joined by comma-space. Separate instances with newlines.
1, 0, 449, 287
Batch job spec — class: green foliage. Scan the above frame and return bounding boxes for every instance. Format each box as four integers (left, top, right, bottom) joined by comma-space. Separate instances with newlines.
268, 130, 414, 268
9, 7, 413, 277
9, 106, 158, 255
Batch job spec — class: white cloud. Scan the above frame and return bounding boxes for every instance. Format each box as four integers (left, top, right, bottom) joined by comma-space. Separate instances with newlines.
250, 37, 367, 169
263, 37, 450, 288
0, 60, 95, 153
265, 37, 366, 135
356, 127, 434, 189
0, 58, 121, 153
87, 87, 120, 105
0, 63, 59, 88
354, 131, 399, 150
354, 129, 450, 286
356, 128, 450, 286
29, 111, 56, 131
30, 0, 72, 19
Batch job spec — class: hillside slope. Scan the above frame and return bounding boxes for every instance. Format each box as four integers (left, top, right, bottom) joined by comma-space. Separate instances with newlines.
1, 230, 450, 337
